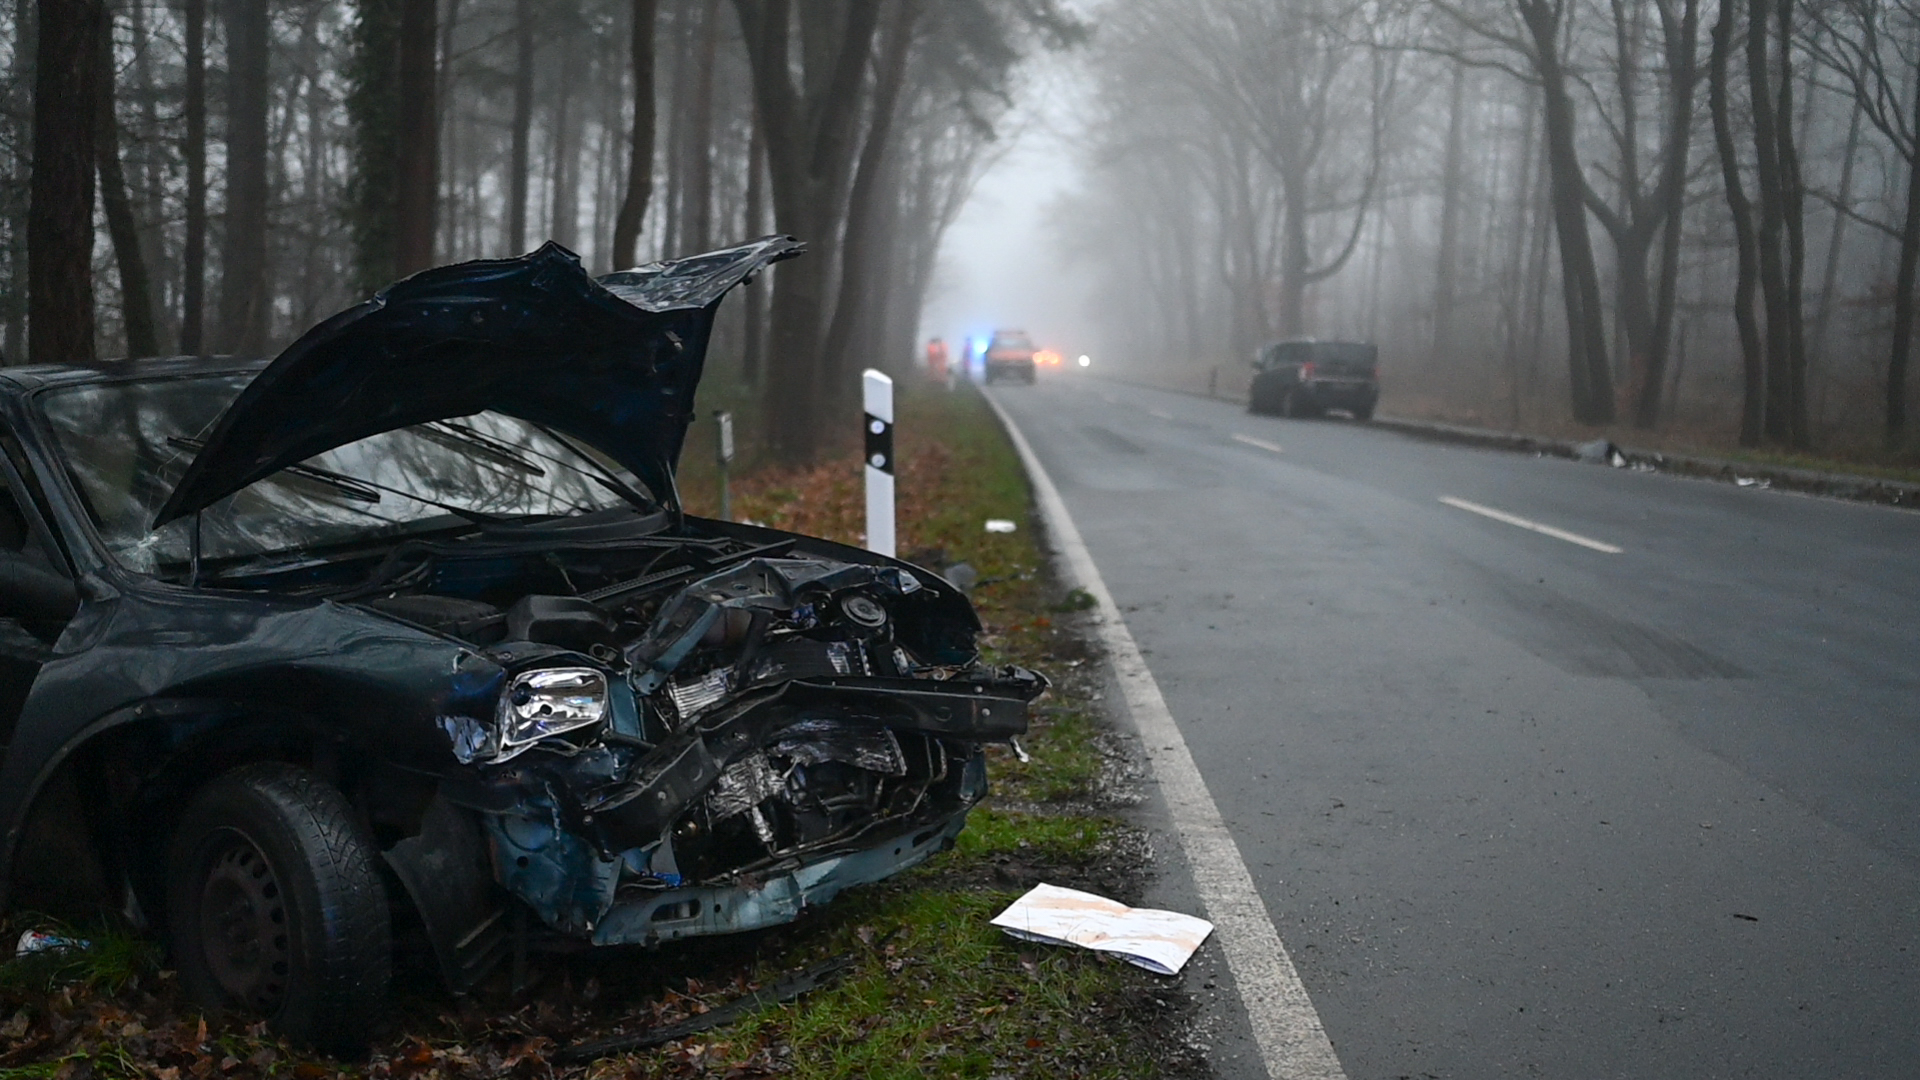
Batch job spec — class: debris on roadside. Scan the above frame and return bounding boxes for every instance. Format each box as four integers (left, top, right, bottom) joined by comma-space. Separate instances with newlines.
1735, 476, 1772, 488
1576, 438, 1628, 467
13, 930, 88, 957
985, 518, 1018, 533
991, 883, 1214, 975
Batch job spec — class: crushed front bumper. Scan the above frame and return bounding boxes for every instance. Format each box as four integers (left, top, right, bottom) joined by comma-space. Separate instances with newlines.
590, 811, 968, 946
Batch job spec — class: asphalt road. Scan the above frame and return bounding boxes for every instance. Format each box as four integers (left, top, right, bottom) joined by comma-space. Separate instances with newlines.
986, 373, 1920, 1080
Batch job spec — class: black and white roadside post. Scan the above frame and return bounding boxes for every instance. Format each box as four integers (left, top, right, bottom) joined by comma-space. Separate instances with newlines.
863, 369, 895, 557
714, 409, 734, 521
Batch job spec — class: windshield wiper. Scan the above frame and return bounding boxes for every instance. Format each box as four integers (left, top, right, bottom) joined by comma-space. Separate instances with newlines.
168, 436, 384, 504
417, 421, 546, 476
166, 436, 508, 525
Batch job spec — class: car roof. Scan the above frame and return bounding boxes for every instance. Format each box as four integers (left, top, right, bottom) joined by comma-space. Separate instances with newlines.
0, 355, 268, 395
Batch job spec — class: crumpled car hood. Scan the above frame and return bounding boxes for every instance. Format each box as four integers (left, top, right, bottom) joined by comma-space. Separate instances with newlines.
152, 236, 804, 528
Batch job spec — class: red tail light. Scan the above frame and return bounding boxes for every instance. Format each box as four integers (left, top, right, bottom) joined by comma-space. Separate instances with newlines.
1299, 361, 1315, 381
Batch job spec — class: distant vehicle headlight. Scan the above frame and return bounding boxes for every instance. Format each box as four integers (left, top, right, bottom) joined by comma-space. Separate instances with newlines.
496, 667, 608, 754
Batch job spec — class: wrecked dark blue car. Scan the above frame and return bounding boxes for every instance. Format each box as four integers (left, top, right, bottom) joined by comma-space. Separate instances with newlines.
0, 238, 1042, 1048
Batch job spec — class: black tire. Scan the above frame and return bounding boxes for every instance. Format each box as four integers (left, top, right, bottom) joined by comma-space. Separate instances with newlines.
1352, 403, 1374, 421
1281, 387, 1305, 418
166, 763, 392, 1052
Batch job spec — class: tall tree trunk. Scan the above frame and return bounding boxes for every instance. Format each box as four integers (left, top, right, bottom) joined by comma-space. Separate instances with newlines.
393, 0, 436, 274
507, 0, 535, 255
435, 0, 459, 257
1747, 0, 1797, 444
1884, 43, 1920, 445
821, 0, 917, 391
28, 0, 105, 366
609, 0, 656, 268
1812, 95, 1862, 367
127, 0, 168, 335
219, 0, 270, 352
548, 27, 577, 250
1525, 10, 1615, 424
1432, 60, 1467, 357
95, 5, 158, 357
1773, 0, 1808, 446
1277, 167, 1310, 335
732, 0, 884, 461
3, 0, 34, 362
347, 0, 398, 293
682, 0, 719, 252
660, 6, 685, 259
1711, 0, 1765, 445
180, 0, 206, 353
1502, 97, 1540, 426
1630, 0, 1699, 428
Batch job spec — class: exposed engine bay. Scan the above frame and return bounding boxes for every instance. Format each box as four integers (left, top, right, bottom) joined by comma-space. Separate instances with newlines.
334, 517, 1044, 949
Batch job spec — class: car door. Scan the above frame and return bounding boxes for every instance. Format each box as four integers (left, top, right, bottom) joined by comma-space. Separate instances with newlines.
0, 445, 75, 766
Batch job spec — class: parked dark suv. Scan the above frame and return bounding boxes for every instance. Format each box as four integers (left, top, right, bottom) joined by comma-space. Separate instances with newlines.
0, 238, 1042, 1049
1248, 340, 1379, 419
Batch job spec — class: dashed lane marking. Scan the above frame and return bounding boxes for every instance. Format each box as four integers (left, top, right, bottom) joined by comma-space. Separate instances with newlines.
1439, 495, 1623, 553
985, 388, 1349, 1080
1232, 433, 1285, 454
1148, 407, 1174, 419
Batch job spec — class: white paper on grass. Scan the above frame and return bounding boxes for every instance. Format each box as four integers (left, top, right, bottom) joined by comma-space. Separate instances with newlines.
990, 883, 1213, 975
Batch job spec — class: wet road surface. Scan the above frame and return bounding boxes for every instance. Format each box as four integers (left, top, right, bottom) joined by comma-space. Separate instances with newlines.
986, 374, 1920, 1079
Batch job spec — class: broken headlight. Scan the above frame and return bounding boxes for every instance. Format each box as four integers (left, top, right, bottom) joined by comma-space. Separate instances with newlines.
495, 667, 609, 755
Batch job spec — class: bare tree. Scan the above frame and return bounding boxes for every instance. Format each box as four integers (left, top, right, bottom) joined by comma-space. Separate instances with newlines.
180, 0, 207, 353
730, 0, 884, 460
1710, 0, 1767, 443
609, 0, 656, 268
394, 0, 437, 274
219, 0, 271, 352
508, 0, 538, 255
1746, 0, 1808, 446
96, 1, 159, 356
1807, 0, 1920, 442
27, 0, 105, 366
1577, 0, 1702, 429
821, 0, 921, 387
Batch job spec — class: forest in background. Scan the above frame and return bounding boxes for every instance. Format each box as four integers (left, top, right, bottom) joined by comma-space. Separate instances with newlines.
1062, 0, 1920, 456
1, 0, 1076, 463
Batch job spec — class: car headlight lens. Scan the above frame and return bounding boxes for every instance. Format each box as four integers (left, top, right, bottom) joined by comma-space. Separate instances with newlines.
496, 667, 608, 755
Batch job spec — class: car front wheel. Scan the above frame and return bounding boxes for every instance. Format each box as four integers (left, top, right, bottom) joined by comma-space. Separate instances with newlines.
166, 763, 392, 1052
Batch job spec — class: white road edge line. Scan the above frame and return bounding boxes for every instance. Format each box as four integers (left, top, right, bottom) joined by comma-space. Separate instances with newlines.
1148, 407, 1175, 419
1438, 495, 1623, 554
984, 389, 1348, 1080
1232, 433, 1285, 454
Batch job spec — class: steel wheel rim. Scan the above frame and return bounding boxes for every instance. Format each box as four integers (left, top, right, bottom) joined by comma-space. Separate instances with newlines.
197, 829, 291, 1013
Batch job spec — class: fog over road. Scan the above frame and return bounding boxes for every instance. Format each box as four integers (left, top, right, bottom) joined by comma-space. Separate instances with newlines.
986, 374, 1920, 1079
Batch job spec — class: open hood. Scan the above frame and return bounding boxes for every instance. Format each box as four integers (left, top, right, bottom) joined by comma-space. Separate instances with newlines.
152, 236, 803, 528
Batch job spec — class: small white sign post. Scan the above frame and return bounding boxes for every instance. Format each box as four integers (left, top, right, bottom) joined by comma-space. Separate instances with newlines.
863, 369, 895, 557
714, 410, 735, 521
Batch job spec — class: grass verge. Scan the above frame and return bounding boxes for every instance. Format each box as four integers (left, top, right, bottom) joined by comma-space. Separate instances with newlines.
0, 381, 1201, 1079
